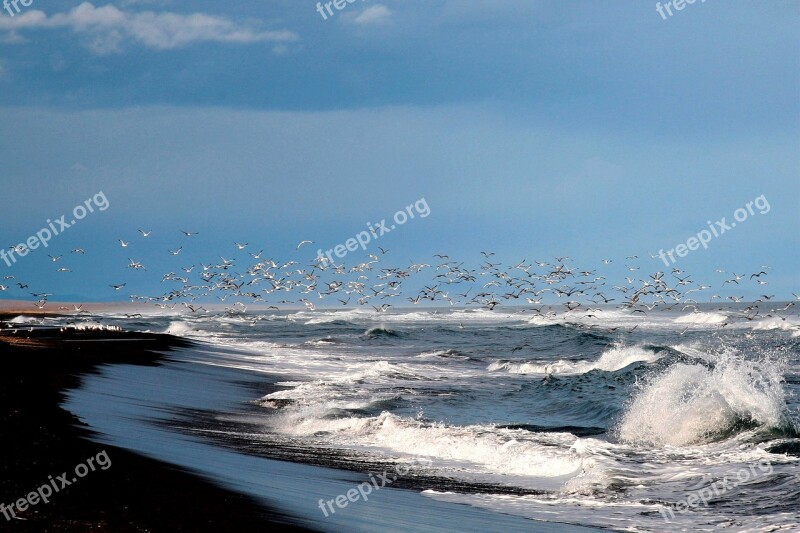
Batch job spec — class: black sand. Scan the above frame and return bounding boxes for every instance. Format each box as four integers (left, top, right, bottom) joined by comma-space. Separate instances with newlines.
0, 315, 313, 532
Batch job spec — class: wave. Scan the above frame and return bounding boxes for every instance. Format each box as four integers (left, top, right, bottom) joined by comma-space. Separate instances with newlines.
489, 344, 662, 375
616, 345, 795, 447
416, 349, 471, 361
164, 321, 199, 337
7, 315, 41, 324
302, 336, 343, 346
673, 311, 728, 325
363, 326, 403, 338
303, 317, 358, 326
269, 410, 587, 480
751, 316, 800, 334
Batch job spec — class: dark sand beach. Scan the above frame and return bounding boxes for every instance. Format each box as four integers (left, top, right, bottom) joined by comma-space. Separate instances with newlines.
0, 313, 312, 532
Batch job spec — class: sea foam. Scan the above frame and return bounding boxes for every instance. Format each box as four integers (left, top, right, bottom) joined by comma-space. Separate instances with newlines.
617, 346, 792, 446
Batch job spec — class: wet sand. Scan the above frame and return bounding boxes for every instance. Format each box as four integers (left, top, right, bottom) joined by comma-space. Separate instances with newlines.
0, 314, 313, 531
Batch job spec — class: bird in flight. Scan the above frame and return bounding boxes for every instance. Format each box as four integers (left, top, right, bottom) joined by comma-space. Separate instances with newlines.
297, 240, 313, 250
181, 230, 199, 237
119, 239, 129, 248
139, 229, 152, 237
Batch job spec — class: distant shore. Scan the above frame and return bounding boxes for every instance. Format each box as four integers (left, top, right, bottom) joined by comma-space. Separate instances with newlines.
0, 316, 312, 531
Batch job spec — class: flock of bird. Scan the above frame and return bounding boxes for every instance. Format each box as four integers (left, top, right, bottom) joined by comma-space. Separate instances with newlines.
2, 229, 798, 327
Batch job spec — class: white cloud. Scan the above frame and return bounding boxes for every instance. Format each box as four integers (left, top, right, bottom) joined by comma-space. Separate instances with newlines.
353, 5, 392, 25
0, 2, 298, 54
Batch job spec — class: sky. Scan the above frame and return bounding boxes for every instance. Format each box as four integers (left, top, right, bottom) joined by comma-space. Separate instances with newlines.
0, 0, 798, 301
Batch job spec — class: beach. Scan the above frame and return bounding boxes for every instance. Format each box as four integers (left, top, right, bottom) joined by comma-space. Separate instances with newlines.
0, 313, 312, 532
1, 305, 794, 531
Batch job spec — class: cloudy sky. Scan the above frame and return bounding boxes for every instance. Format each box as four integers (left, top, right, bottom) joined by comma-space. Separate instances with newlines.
0, 1, 798, 300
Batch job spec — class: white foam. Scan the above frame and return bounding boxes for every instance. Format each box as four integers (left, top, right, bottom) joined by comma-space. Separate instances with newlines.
489, 344, 660, 375
617, 347, 790, 447
7, 315, 41, 324
674, 311, 728, 325
268, 410, 587, 483
164, 321, 198, 337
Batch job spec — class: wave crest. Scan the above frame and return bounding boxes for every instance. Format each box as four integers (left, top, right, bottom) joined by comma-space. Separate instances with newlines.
616, 347, 793, 447
489, 344, 660, 375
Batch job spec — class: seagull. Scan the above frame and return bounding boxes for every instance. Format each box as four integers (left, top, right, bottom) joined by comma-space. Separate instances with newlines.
139, 229, 152, 237
48, 255, 62, 262
723, 273, 744, 285
110, 283, 127, 290
119, 239, 129, 248
71, 248, 85, 254
235, 242, 248, 250
181, 230, 199, 237
169, 247, 182, 256
296, 240, 313, 250
56, 267, 71, 273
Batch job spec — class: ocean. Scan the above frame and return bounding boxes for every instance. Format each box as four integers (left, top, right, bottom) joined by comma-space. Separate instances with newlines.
24, 305, 796, 532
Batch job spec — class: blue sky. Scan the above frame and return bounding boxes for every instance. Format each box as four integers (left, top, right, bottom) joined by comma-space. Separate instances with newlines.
0, 1, 798, 301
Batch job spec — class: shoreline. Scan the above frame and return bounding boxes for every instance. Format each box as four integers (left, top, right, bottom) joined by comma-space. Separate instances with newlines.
0, 317, 313, 531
